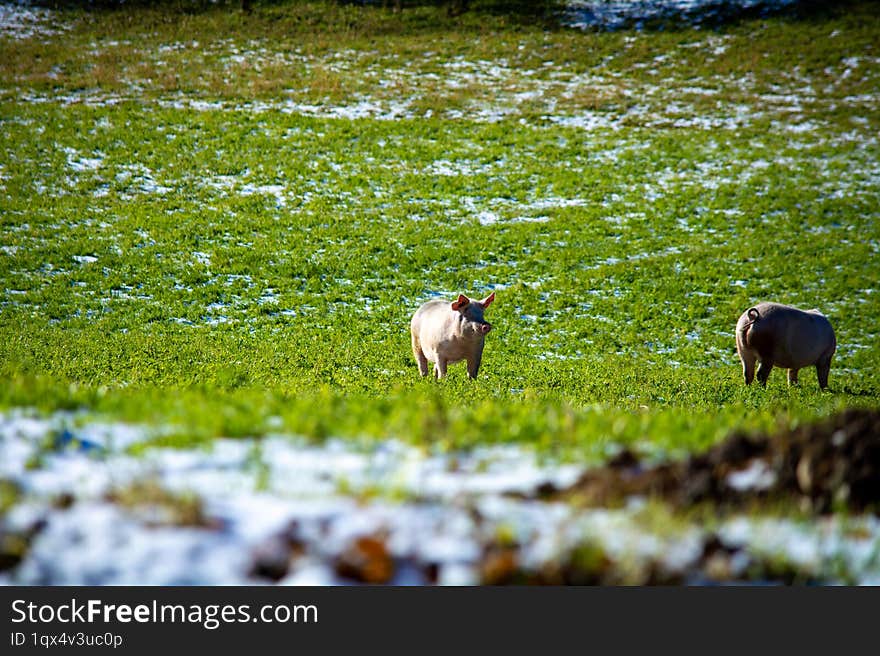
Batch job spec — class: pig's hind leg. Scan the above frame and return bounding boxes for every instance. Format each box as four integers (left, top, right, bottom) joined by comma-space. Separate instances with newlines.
756, 359, 774, 387
815, 352, 833, 390
433, 357, 448, 380
737, 341, 757, 385
787, 368, 799, 385
411, 334, 429, 377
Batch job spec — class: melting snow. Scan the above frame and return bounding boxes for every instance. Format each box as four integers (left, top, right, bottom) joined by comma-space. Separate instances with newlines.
2, 410, 879, 585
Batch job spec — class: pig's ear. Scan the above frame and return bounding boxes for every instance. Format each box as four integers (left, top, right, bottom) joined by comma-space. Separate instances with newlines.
480, 292, 496, 308
451, 294, 470, 311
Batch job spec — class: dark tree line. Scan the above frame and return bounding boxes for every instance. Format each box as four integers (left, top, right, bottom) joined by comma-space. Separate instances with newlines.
31, 0, 859, 27
35, 0, 562, 18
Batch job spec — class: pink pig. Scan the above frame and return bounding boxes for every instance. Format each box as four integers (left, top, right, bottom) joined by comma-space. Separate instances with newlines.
410, 292, 495, 379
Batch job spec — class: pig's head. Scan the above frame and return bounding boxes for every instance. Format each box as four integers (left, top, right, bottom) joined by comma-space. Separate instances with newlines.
451, 292, 495, 337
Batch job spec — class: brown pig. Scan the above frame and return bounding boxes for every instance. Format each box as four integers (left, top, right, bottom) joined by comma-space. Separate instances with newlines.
410, 292, 495, 379
735, 302, 836, 389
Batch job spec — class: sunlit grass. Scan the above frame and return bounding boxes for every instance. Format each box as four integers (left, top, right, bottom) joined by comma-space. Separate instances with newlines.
1, 1, 878, 458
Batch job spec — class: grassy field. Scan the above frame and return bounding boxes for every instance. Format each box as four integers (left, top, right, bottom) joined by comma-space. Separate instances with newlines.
1, 0, 879, 465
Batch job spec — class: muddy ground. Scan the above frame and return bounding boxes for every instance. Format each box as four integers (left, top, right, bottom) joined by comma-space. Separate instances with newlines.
548, 408, 880, 514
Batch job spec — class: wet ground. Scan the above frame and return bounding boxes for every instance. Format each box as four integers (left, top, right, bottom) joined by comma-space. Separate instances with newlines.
1, 409, 879, 585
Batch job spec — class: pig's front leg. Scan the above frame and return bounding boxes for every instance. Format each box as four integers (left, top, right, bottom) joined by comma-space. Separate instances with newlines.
787, 368, 799, 385
433, 357, 448, 380
466, 349, 483, 380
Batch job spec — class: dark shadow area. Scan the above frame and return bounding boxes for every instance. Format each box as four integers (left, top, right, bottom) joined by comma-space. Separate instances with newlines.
7, 0, 561, 29
13, 0, 880, 30
560, 0, 880, 32
24, 0, 248, 11
293, 0, 880, 29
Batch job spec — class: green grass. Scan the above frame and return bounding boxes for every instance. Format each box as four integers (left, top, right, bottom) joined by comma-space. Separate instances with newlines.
1, 0, 879, 461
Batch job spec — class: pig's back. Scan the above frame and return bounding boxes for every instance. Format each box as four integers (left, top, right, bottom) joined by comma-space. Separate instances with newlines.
755, 303, 834, 367
411, 299, 450, 334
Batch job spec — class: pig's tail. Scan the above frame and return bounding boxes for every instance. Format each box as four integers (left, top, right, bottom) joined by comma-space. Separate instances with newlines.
740, 307, 760, 334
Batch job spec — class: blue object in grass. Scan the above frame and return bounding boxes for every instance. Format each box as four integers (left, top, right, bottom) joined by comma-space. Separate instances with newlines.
54, 428, 103, 454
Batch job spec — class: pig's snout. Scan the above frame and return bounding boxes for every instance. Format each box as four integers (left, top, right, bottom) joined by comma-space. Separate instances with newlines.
480, 323, 492, 334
